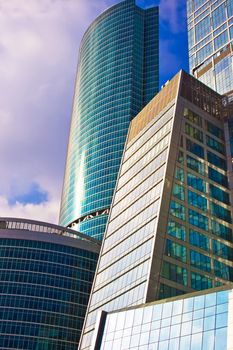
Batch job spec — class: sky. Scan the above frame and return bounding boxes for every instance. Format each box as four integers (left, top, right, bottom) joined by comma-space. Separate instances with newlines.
0, 0, 188, 225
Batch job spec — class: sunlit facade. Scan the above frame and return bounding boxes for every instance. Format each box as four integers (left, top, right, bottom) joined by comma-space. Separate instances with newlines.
78, 71, 233, 350
0, 218, 100, 350
98, 286, 233, 350
59, 0, 159, 240
187, 0, 233, 96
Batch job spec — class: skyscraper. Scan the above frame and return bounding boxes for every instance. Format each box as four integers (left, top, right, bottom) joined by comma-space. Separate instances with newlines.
0, 217, 100, 350
79, 70, 233, 350
187, 0, 233, 96
59, 0, 159, 240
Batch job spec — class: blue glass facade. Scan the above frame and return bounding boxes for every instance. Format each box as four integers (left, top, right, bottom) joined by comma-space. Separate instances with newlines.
98, 287, 233, 350
187, 0, 233, 95
0, 218, 100, 350
59, 0, 159, 240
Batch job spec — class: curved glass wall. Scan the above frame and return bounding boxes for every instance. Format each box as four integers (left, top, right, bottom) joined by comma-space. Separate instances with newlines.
0, 218, 100, 350
59, 0, 159, 240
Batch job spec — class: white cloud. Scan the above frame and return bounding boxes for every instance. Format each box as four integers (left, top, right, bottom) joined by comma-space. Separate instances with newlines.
159, 0, 186, 33
0, 195, 59, 224
0, 0, 109, 224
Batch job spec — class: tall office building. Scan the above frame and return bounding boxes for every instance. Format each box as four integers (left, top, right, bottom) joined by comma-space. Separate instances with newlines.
187, 0, 233, 96
59, 0, 159, 240
79, 70, 233, 349
0, 217, 100, 350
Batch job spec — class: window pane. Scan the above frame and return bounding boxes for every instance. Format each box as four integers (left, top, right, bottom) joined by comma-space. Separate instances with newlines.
206, 120, 224, 140
184, 108, 202, 126
175, 167, 185, 182
162, 261, 188, 286
188, 190, 207, 211
208, 167, 228, 187
209, 184, 229, 204
187, 155, 205, 175
210, 202, 232, 223
206, 135, 225, 154
207, 151, 226, 170
173, 184, 185, 201
190, 229, 209, 251
190, 250, 211, 272
186, 139, 204, 159
187, 173, 206, 192
167, 220, 186, 241
165, 239, 187, 263
170, 201, 186, 221
185, 123, 203, 142
189, 209, 209, 231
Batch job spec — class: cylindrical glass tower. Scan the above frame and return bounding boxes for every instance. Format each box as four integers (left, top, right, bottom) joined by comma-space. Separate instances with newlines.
0, 218, 100, 350
59, 0, 159, 240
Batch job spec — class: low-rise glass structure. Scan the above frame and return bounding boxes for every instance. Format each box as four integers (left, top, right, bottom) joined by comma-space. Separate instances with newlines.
98, 286, 233, 350
0, 218, 100, 350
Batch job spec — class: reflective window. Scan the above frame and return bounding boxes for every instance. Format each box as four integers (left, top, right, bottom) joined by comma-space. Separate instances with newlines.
165, 239, 187, 263
208, 167, 228, 187
170, 201, 186, 221
191, 272, 212, 290
187, 156, 205, 175
209, 184, 229, 204
206, 135, 225, 154
173, 184, 185, 201
206, 121, 224, 140
210, 202, 232, 223
184, 108, 202, 126
189, 209, 209, 231
162, 261, 188, 286
213, 240, 233, 261
185, 123, 203, 142
189, 229, 209, 251
190, 250, 211, 272
186, 139, 204, 159
207, 151, 226, 170
188, 190, 207, 211
211, 220, 232, 241
167, 220, 186, 241
187, 173, 206, 192
212, 4, 226, 29
175, 167, 185, 182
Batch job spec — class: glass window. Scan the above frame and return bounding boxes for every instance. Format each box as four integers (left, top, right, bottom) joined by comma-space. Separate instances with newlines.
188, 190, 207, 211
189, 229, 209, 251
170, 201, 186, 221
212, 4, 226, 29
191, 272, 212, 290
208, 167, 228, 187
206, 135, 225, 154
211, 220, 232, 241
175, 167, 185, 182
190, 250, 211, 272
186, 139, 204, 159
173, 184, 185, 201
210, 202, 232, 223
187, 155, 205, 175
213, 240, 233, 261
189, 209, 209, 231
227, 0, 233, 17
178, 151, 185, 164
162, 261, 188, 286
185, 123, 203, 142
167, 220, 186, 241
214, 259, 233, 280
214, 30, 228, 50
195, 15, 211, 42
209, 184, 229, 204
187, 173, 206, 192
165, 239, 187, 263
207, 151, 226, 170
184, 108, 202, 126
206, 120, 224, 139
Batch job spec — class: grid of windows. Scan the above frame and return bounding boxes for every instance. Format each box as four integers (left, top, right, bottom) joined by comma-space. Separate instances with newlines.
59, 0, 159, 240
0, 237, 98, 350
100, 289, 231, 350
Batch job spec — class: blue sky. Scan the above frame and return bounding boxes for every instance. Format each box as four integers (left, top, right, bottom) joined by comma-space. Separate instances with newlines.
0, 0, 188, 223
